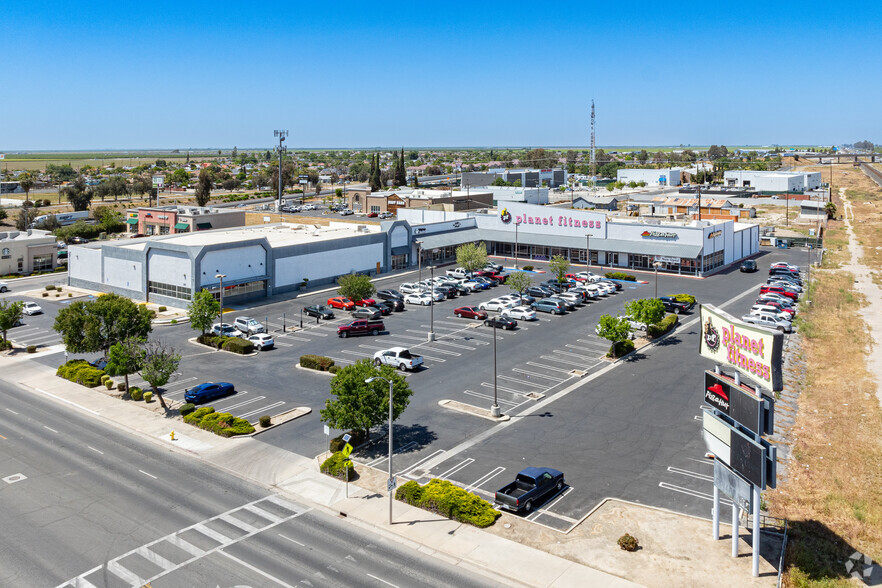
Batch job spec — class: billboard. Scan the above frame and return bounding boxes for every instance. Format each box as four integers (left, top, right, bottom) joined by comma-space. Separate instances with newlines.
699, 304, 784, 391
702, 409, 776, 489
704, 371, 774, 436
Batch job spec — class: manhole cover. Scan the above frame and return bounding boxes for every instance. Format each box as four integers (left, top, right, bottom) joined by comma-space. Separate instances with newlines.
3, 473, 27, 484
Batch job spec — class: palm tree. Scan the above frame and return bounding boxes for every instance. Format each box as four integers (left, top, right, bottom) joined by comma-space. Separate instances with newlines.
824, 202, 837, 219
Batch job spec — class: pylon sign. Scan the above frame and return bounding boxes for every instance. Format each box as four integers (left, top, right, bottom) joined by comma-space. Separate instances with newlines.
704, 371, 774, 436
702, 409, 776, 489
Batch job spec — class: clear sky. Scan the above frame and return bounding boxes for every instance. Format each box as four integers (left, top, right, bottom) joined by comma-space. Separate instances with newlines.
2, 1, 880, 150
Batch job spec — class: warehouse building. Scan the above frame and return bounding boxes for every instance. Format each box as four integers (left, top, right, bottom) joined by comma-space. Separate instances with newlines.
723, 170, 822, 193
461, 168, 568, 188
616, 168, 683, 186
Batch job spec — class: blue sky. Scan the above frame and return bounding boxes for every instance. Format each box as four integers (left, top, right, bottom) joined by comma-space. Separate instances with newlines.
2, 1, 880, 150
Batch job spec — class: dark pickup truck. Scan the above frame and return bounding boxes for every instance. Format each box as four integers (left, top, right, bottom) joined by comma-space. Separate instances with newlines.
337, 319, 385, 338
495, 467, 565, 513
658, 295, 695, 314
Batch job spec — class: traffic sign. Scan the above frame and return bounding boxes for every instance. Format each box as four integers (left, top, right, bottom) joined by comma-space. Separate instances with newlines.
341, 443, 353, 458
387, 476, 397, 492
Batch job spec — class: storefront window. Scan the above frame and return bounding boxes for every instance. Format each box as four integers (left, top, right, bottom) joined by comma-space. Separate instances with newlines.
32, 254, 53, 272
391, 255, 407, 270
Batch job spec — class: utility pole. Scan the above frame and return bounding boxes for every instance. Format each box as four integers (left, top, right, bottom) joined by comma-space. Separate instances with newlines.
590, 100, 596, 193
274, 130, 288, 211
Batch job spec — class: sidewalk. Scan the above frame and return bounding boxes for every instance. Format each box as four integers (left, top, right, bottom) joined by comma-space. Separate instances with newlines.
6, 361, 637, 588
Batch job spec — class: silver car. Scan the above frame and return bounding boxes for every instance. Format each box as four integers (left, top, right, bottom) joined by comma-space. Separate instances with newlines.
741, 313, 792, 333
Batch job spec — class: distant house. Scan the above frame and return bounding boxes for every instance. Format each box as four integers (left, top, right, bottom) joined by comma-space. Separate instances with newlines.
572, 196, 621, 211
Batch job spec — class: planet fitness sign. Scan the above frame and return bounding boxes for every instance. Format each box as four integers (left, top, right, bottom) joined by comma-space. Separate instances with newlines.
698, 304, 783, 391
497, 202, 605, 236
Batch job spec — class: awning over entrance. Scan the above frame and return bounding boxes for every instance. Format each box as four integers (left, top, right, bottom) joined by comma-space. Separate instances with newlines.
174, 222, 189, 230
196, 222, 213, 230
125, 218, 139, 225
413, 228, 483, 250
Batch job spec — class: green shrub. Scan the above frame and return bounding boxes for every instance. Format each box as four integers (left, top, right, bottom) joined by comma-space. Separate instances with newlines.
105, 379, 115, 390
182, 406, 254, 436
100, 374, 110, 384
222, 338, 254, 355
144, 391, 153, 402
42, 292, 49, 297
0, 340, 12, 351
56, 360, 106, 387
328, 365, 340, 374
259, 415, 272, 427
647, 314, 679, 338
117, 382, 126, 391
329, 429, 369, 453
184, 406, 214, 424
669, 293, 696, 305
157, 306, 167, 312
45, 285, 56, 291
68, 293, 73, 297
300, 354, 335, 371
604, 271, 636, 281
179, 403, 196, 416
170, 319, 177, 324
522, 265, 534, 271
26, 345, 37, 354
396, 479, 500, 528
321, 451, 355, 479
609, 339, 636, 358
130, 387, 144, 401
618, 533, 639, 551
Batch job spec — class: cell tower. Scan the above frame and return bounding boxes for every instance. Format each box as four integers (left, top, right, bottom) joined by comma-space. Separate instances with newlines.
590, 100, 596, 191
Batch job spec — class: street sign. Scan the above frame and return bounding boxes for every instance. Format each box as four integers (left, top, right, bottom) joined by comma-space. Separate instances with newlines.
387, 476, 397, 492
702, 409, 776, 489
299, 179, 308, 184
699, 304, 784, 391
714, 460, 752, 512
341, 443, 353, 458
323, 425, 330, 435
342, 433, 352, 443
704, 371, 774, 436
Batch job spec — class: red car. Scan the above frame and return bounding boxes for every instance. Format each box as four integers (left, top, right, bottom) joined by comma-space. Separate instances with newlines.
759, 285, 798, 300
351, 297, 377, 307
757, 300, 796, 317
454, 306, 488, 320
367, 212, 379, 218
565, 273, 586, 282
328, 296, 355, 310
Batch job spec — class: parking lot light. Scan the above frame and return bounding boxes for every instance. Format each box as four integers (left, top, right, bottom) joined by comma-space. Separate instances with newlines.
215, 274, 227, 319
428, 265, 436, 342
491, 321, 501, 418
365, 376, 395, 525
653, 261, 663, 299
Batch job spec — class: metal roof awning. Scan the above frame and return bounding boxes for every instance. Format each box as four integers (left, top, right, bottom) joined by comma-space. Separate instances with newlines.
477, 229, 703, 259
413, 228, 483, 250
196, 222, 212, 230
390, 245, 410, 256
174, 222, 190, 230
125, 218, 139, 225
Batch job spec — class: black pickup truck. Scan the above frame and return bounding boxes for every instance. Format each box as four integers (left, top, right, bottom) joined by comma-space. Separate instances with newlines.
494, 467, 565, 513
658, 295, 695, 314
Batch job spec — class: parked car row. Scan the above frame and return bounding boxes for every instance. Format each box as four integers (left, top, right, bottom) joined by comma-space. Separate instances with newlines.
741, 263, 803, 333
210, 317, 275, 349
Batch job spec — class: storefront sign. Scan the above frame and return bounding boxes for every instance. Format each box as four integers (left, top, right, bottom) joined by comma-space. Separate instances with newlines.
499, 207, 603, 231
699, 305, 783, 391
704, 370, 774, 436
708, 230, 723, 238
702, 409, 776, 489
641, 230, 678, 239
654, 255, 679, 264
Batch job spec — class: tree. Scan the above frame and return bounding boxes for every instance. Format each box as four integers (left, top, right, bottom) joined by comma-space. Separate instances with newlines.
369, 153, 382, 192
637, 150, 649, 164
825, 202, 837, 219
132, 173, 152, 196
320, 359, 413, 438
139, 341, 181, 410
188, 289, 219, 335
596, 314, 632, 346
15, 205, 37, 231
46, 163, 77, 183
18, 173, 34, 199
63, 176, 93, 211
456, 242, 488, 273
548, 255, 570, 285
169, 168, 189, 187
506, 271, 533, 303
105, 336, 146, 393
0, 300, 24, 343
337, 273, 376, 302
625, 298, 666, 326
395, 148, 407, 186
232, 146, 238, 159
0, 207, 7, 222
314, 181, 322, 195
54, 293, 153, 356
195, 168, 212, 206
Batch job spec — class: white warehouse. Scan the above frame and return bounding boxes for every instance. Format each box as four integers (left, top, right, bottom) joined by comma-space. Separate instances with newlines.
617, 168, 683, 186
723, 170, 822, 194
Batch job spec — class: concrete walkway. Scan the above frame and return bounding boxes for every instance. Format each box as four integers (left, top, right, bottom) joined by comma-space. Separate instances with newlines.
4, 361, 637, 588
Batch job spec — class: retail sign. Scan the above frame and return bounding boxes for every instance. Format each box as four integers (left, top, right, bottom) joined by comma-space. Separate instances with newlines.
699, 304, 783, 391
704, 370, 774, 436
708, 230, 723, 238
654, 255, 679, 264
641, 230, 678, 239
702, 409, 776, 489
714, 460, 752, 512
494, 202, 606, 237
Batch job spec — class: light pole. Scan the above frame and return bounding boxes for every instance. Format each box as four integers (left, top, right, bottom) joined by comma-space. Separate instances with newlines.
490, 321, 500, 418
215, 273, 227, 320
416, 240, 423, 283
428, 265, 436, 341
514, 221, 520, 269
274, 130, 288, 211
653, 261, 663, 298
365, 376, 395, 525
585, 234, 591, 270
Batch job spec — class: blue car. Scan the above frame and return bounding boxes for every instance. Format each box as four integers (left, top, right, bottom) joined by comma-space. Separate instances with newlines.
184, 382, 236, 404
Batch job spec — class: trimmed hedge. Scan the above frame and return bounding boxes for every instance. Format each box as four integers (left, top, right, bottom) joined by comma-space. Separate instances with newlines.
395, 479, 500, 528
522, 265, 534, 271
105, 379, 115, 390
329, 429, 369, 453
609, 339, 636, 358
26, 345, 37, 354
0, 340, 12, 351
647, 314, 679, 338
328, 365, 340, 374
130, 387, 144, 401
222, 338, 254, 354
321, 451, 355, 479
144, 391, 154, 402
179, 403, 196, 416
259, 415, 271, 427
300, 354, 335, 371
56, 360, 106, 387
604, 271, 636, 281
183, 406, 255, 437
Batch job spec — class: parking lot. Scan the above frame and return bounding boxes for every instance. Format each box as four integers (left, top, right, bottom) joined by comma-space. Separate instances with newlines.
19, 246, 804, 530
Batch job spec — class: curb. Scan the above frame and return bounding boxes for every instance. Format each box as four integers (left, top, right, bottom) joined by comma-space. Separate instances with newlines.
186, 337, 259, 357
295, 363, 335, 376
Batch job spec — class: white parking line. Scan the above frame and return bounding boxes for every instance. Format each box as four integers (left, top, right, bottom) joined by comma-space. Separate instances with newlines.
556, 348, 596, 359
437, 458, 474, 480
463, 390, 520, 407
525, 486, 574, 522
464, 467, 506, 492
480, 382, 535, 397
367, 441, 418, 467
667, 466, 714, 482
430, 340, 476, 351
238, 402, 286, 419
398, 450, 446, 476
325, 356, 354, 365
659, 482, 732, 505
540, 355, 586, 367
217, 396, 269, 411
512, 368, 565, 382
524, 361, 574, 374
496, 375, 546, 390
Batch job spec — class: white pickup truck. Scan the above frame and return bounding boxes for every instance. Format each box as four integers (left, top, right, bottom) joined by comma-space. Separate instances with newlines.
446, 267, 471, 279
373, 347, 424, 371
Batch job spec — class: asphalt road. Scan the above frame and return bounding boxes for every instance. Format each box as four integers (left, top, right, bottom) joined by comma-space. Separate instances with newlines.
0, 379, 500, 588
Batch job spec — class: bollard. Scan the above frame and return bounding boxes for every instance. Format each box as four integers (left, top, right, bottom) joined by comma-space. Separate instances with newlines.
170, 431, 176, 441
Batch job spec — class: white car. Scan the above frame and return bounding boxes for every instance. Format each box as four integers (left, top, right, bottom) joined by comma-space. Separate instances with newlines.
767, 280, 803, 293
446, 267, 471, 279
404, 293, 433, 306
479, 299, 515, 312
461, 280, 484, 292
427, 289, 445, 302
234, 316, 265, 335
211, 323, 239, 337
570, 286, 599, 300
757, 292, 793, 305
399, 283, 423, 294
575, 271, 601, 282
741, 313, 792, 333
555, 292, 583, 306
22, 302, 43, 315
594, 282, 614, 296
502, 306, 537, 321
621, 315, 648, 332
750, 308, 792, 322
0, 281, 9, 293
247, 333, 275, 350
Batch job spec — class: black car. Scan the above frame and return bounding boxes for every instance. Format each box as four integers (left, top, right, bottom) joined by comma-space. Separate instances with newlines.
368, 302, 392, 316
526, 286, 553, 298
658, 295, 694, 314
376, 289, 404, 301
484, 316, 518, 330
740, 260, 758, 273
304, 304, 335, 320
542, 280, 564, 293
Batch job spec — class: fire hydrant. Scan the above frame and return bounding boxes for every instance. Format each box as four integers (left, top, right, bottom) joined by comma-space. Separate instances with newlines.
170, 431, 176, 441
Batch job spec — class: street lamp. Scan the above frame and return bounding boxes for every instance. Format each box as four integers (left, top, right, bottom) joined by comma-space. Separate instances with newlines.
514, 221, 520, 270
653, 261, 663, 299
215, 273, 227, 320
415, 240, 423, 283
428, 265, 436, 341
490, 321, 500, 418
365, 376, 395, 525
585, 234, 591, 270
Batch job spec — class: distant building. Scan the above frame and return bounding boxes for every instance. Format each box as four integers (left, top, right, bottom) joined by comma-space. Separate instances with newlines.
651, 197, 755, 220
461, 168, 568, 188
482, 186, 549, 206
616, 168, 683, 186
0, 229, 58, 275
346, 188, 494, 215
127, 205, 247, 236
723, 170, 822, 193
572, 196, 621, 211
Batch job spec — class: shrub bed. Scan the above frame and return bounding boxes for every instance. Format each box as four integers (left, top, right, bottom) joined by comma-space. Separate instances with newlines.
183, 406, 255, 437
604, 271, 636, 281
56, 360, 106, 387
129, 387, 144, 401
320, 451, 355, 479
395, 479, 500, 528
647, 314, 679, 338
608, 339, 636, 358
222, 338, 254, 355
329, 429, 369, 453
179, 403, 196, 416
300, 354, 335, 371
0, 340, 13, 351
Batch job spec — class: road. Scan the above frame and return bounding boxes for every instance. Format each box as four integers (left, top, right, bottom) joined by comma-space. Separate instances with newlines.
0, 378, 501, 588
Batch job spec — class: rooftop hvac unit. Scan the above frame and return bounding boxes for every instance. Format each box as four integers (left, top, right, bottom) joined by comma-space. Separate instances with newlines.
190, 209, 200, 215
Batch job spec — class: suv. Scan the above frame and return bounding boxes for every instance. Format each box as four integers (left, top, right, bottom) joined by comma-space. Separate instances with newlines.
234, 316, 265, 335
739, 260, 758, 273
532, 298, 566, 315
